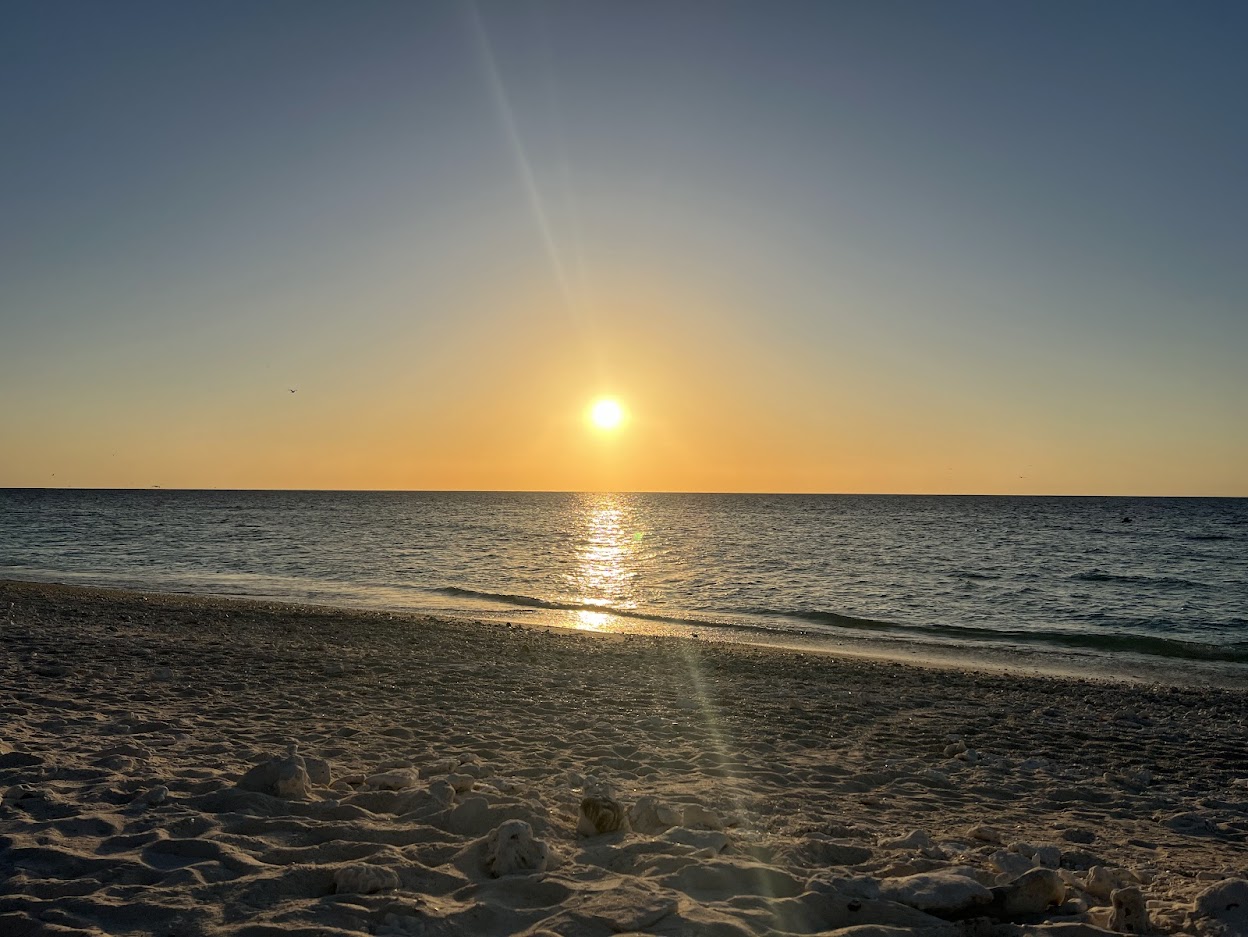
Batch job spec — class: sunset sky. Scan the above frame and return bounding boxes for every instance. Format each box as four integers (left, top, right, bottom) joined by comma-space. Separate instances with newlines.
2, 1, 1245, 495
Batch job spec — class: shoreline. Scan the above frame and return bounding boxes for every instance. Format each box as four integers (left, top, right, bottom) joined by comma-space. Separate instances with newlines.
2, 579, 1246, 935
5, 573, 1246, 691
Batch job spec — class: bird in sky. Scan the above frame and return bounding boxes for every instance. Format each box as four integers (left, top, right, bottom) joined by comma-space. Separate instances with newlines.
289, 388, 298, 394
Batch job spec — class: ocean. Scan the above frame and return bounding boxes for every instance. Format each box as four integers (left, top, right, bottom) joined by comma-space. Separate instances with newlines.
2, 489, 1245, 679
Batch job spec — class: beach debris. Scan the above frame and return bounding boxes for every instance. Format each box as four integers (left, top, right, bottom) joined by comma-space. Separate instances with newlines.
988, 867, 1066, 917
275, 747, 310, 798
881, 829, 932, 850
1190, 878, 1248, 933
304, 756, 331, 786
376, 758, 415, 771
990, 849, 1036, 879
1012, 842, 1063, 868
578, 795, 627, 836
363, 768, 420, 791
877, 868, 993, 914
482, 775, 525, 795
628, 795, 681, 834
1035, 845, 1062, 869
141, 785, 169, 805
237, 759, 282, 795
334, 864, 400, 894
427, 757, 461, 776
968, 824, 1005, 844
579, 773, 616, 799
1108, 885, 1149, 933
1084, 865, 1125, 901
237, 746, 310, 799
484, 819, 551, 877
681, 804, 724, 831
427, 778, 455, 806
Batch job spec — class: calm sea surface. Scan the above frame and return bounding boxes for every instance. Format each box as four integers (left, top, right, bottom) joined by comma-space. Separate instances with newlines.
2, 490, 1246, 676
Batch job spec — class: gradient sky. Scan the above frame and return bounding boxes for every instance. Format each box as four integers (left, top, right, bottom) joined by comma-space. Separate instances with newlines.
2, 1, 1245, 494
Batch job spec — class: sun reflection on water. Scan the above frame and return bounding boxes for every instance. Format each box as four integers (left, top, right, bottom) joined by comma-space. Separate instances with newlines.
567, 494, 640, 628
573, 609, 610, 631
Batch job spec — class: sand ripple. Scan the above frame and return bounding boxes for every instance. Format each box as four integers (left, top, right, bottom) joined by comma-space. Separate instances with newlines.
2, 580, 1247, 936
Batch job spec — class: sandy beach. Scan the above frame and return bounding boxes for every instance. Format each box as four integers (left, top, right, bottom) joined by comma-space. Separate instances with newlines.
1, 579, 1246, 936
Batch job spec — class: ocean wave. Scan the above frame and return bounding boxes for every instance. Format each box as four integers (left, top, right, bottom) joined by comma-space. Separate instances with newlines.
434, 587, 1248, 664
1068, 570, 1204, 588
432, 586, 718, 629
770, 609, 1248, 662
1186, 534, 1233, 542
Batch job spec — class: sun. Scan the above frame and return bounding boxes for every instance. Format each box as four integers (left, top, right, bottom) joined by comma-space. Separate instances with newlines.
589, 397, 625, 431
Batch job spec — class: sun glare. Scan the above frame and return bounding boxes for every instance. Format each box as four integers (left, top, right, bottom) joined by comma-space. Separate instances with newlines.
589, 398, 625, 431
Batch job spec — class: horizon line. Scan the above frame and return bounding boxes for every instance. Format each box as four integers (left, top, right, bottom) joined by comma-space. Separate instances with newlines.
2, 486, 1244, 500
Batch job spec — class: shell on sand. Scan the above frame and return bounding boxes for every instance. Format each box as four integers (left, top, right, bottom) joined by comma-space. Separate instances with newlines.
578, 796, 627, 837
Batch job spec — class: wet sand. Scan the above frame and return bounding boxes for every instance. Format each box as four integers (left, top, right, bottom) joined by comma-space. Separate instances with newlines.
1, 579, 1246, 936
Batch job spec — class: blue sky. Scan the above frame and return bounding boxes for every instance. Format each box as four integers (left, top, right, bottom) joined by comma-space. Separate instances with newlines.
2, 1, 1245, 493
